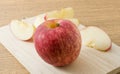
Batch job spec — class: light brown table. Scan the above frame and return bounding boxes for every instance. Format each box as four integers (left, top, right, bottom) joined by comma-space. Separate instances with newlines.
0, 0, 120, 74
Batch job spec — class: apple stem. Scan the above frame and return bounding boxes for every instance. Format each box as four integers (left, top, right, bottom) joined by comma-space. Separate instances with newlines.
56, 23, 60, 27
44, 15, 47, 21
46, 22, 60, 28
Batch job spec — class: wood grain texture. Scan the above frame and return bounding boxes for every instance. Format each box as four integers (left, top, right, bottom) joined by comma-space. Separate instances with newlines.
1, 25, 120, 74
0, 0, 120, 74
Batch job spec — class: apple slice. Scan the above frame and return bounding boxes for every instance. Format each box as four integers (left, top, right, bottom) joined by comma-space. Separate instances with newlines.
34, 7, 74, 28
34, 14, 46, 28
80, 26, 112, 51
10, 20, 35, 40
60, 7, 74, 18
46, 10, 60, 19
46, 7, 74, 19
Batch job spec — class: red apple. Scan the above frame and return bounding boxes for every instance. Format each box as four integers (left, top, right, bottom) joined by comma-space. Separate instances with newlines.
33, 19, 81, 66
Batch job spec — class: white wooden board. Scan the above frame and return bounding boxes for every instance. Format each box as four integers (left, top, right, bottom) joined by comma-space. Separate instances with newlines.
0, 15, 120, 74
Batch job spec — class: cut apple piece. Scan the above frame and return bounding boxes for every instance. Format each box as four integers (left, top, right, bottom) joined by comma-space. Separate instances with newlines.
60, 7, 74, 18
46, 10, 60, 19
10, 20, 35, 40
34, 14, 46, 28
80, 26, 112, 51
46, 7, 74, 19
34, 7, 76, 28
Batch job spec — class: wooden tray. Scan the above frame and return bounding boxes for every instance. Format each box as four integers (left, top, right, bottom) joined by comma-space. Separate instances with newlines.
0, 15, 120, 74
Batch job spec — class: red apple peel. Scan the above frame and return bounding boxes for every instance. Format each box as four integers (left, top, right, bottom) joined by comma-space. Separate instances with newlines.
34, 19, 81, 66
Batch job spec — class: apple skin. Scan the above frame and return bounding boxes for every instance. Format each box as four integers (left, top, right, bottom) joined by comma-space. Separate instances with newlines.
103, 42, 112, 52
34, 19, 81, 66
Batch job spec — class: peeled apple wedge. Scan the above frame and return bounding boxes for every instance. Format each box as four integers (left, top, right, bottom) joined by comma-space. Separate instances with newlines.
46, 7, 74, 19
80, 26, 112, 51
46, 10, 60, 19
10, 20, 35, 40
34, 7, 75, 28
60, 7, 74, 18
34, 14, 46, 28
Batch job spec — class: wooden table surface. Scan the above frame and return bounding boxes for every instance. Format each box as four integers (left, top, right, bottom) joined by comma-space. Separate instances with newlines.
0, 0, 120, 74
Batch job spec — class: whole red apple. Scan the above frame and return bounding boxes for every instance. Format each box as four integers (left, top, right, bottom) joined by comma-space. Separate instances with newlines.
33, 19, 81, 66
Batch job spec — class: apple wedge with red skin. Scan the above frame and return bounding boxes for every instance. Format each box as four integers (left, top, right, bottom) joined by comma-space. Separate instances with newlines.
80, 26, 112, 51
34, 19, 81, 66
10, 20, 35, 41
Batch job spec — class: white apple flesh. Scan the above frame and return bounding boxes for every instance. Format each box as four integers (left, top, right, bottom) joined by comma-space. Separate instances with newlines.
10, 20, 35, 40
34, 14, 46, 28
80, 26, 112, 51
46, 10, 59, 19
59, 7, 74, 18
46, 7, 74, 19
34, 7, 75, 28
